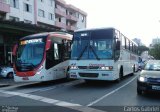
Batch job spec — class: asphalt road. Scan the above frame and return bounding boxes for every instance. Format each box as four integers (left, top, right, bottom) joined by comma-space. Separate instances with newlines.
0, 72, 160, 112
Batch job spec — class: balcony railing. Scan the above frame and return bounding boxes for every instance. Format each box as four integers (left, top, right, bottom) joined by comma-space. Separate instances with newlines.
55, 0, 66, 6
66, 25, 76, 31
0, 0, 10, 13
55, 9, 66, 17
66, 15, 78, 22
55, 21, 66, 29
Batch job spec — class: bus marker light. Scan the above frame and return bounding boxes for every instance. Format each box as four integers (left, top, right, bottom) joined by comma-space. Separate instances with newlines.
100, 66, 113, 70
70, 66, 78, 70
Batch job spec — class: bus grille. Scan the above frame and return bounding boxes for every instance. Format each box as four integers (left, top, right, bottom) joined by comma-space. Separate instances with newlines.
79, 73, 98, 78
78, 66, 99, 69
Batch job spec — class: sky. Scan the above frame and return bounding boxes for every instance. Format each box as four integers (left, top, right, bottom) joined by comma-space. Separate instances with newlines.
65, 0, 160, 46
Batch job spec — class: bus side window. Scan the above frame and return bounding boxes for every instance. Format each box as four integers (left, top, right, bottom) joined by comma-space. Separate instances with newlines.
63, 40, 70, 60
121, 34, 125, 49
46, 42, 61, 69
46, 42, 55, 69
54, 43, 59, 60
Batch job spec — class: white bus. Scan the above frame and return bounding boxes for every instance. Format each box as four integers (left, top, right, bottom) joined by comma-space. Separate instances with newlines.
13, 32, 72, 82
68, 28, 139, 82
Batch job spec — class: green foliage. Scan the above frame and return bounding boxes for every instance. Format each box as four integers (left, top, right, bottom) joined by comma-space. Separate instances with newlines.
149, 44, 160, 59
138, 45, 149, 55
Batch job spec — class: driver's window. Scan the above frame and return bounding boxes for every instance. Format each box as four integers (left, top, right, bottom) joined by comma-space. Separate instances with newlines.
54, 43, 59, 60
98, 41, 106, 50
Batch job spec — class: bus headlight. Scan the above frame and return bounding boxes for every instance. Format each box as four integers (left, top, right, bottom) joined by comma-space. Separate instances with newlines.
100, 66, 113, 70
2, 70, 7, 73
37, 65, 43, 75
70, 66, 78, 70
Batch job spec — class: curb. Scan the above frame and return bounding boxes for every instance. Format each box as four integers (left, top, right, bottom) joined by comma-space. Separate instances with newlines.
0, 84, 10, 87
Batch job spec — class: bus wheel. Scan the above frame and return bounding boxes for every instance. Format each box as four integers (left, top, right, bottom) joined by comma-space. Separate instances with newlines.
116, 67, 123, 83
85, 80, 93, 84
7, 72, 13, 79
137, 88, 143, 95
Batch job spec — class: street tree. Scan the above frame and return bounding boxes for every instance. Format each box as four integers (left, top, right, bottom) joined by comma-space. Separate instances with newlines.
149, 44, 160, 59
138, 45, 149, 55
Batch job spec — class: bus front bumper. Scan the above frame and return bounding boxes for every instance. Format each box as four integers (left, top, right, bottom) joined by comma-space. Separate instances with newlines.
69, 70, 116, 81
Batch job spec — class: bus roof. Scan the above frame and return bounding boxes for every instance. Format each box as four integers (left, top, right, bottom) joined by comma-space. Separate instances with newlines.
21, 32, 72, 40
75, 27, 116, 32
75, 27, 138, 46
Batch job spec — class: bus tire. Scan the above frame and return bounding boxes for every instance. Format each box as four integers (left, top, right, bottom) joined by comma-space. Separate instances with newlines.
66, 67, 71, 80
7, 72, 13, 79
116, 67, 123, 83
85, 79, 93, 84
137, 88, 143, 95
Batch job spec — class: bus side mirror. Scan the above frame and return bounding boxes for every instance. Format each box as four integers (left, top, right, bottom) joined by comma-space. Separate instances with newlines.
116, 41, 120, 50
12, 44, 18, 56
46, 39, 51, 51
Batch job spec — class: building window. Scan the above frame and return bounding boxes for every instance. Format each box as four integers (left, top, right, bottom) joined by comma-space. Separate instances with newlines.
48, 13, 54, 20
58, 18, 61, 22
77, 13, 79, 18
24, 19, 32, 24
9, 16, 19, 21
24, 3, 32, 13
10, 0, 19, 9
49, 0, 54, 6
54, 43, 59, 60
82, 16, 85, 22
69, 12, 73, 15
38, 9, 45, 17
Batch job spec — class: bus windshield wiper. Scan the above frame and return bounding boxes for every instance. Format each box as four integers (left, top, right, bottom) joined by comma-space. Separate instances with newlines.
21, 62, 36, 68
89, 46, 100, 60
77, 45, 88, 60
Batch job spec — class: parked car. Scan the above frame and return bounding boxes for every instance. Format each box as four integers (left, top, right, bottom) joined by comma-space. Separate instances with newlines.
137, 60, 160, 95
0, 66, 14, 78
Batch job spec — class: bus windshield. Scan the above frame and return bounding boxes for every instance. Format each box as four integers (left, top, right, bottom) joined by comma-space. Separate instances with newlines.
16, 38, 45, 71
71, 29, 113, 60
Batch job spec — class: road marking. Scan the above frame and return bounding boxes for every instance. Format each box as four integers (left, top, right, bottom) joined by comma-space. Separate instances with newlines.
1, 80, 84, 97
87, 75, 138, 106
0, 90, 105, 112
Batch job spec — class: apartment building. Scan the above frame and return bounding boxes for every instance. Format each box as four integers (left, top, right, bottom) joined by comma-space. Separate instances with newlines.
0, 0, 87, 65
54, 0, 87, 31
1, 0, 87, 31
0, 0, 10, 19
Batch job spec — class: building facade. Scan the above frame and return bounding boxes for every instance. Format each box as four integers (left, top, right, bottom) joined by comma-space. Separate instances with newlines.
0, 0, 87, 65
2, 0, 87, 31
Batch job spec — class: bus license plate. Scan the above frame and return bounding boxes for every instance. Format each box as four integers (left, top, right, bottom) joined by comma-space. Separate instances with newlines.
22, 77, 29, 80
152, 85, 160, 90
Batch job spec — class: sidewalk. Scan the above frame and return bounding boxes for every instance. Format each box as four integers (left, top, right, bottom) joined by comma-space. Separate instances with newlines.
0, 78, 40, 89
0, 78, 14, 87
0, 83, 10, 87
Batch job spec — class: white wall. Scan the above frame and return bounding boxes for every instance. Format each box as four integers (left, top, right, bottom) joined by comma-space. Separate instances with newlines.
5, 0, 86, 30
7, 0, 35, 24
37, 0, 55, 25
77, 13, 86, 29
